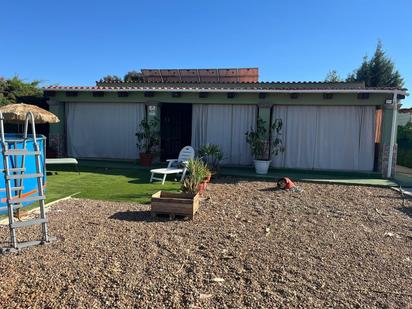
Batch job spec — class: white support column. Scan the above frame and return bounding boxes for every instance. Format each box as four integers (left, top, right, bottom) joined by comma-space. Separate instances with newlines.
387, 92, 398, 178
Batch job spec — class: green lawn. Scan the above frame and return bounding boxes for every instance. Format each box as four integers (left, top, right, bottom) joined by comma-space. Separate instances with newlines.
45, 162, 180, 204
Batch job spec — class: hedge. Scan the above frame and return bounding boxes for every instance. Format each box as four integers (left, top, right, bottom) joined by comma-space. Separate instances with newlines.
397, 123, 412, 168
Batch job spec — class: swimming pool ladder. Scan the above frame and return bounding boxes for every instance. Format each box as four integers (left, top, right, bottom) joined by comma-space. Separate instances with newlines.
0, 111, 53, 253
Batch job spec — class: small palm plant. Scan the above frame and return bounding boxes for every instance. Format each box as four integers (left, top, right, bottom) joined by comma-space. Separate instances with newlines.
181, 159, 210, 194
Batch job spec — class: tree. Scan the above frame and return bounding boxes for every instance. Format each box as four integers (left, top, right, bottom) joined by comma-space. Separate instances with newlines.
347, 56, 369, 83
124, 70, 143, 82
0, 76, 42, 106
101, 75, 122, 82
100, 71, 144, 83
398, 122, 412, 147
324, 70, 343, 82
346, 41, 404, 87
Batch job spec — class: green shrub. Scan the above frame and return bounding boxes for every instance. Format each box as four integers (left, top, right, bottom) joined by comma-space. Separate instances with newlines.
245, 118, 284, 160
397, 148, 412, 168
397, 122, 412, 168
135, 117, 160, 154
198, 144, 223, 173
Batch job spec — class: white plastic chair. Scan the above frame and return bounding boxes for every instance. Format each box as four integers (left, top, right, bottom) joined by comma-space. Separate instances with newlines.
150, 146, 195, 184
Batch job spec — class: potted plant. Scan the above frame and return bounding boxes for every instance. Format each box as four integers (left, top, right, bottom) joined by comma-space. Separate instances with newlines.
245, 118, 284, 175
198, 144, 223, 178
150, 158, 209, 219
199, 162, 211, 192
182, 158, 210, 194
136, 117, 160, 166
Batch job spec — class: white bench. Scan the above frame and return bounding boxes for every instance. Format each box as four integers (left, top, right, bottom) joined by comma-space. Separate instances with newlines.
45, 158, 80, 174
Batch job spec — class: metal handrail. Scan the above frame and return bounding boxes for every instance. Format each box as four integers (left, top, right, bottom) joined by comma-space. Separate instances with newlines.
0, 111, 50, 250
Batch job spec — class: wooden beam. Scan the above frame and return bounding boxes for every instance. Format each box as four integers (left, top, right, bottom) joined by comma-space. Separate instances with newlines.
357, 93, 370, 100
144, 91, 155, 97
92, 91, 104, 97
117, 91, 129, 97
44, 91, 56, 97
65, 91, 78, 97
397, 94, 406, 100
323, 93, 333, 100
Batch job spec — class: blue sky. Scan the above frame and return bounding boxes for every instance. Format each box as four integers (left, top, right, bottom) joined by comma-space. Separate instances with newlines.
1, 0, 411, 106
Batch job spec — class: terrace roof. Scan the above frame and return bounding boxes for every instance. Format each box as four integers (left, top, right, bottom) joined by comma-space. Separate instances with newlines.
44, 84, 408, 95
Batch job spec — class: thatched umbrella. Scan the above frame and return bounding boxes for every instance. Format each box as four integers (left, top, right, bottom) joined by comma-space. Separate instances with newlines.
0, 103, 60, 124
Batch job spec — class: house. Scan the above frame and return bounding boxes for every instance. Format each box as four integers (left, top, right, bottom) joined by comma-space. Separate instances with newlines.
43, 68, 408, 177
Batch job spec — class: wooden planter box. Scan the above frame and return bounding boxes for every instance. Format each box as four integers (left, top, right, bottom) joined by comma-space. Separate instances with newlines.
151, 191, 200, 219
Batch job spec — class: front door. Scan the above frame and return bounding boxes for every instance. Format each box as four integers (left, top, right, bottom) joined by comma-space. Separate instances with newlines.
160, 103, 192, 160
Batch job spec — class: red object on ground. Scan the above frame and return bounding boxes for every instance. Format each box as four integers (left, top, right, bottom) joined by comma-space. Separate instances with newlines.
277, 177, 296, 190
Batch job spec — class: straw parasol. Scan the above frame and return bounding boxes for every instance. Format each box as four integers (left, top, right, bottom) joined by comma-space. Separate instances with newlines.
0, 103, 60, 124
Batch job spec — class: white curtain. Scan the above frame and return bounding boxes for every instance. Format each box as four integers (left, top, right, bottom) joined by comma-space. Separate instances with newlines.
271, 105, 375, 171
192, 104, 257, 165
66, 102, 146, 159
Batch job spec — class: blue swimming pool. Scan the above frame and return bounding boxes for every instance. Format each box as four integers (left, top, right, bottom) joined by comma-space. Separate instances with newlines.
0, 134, 46, 215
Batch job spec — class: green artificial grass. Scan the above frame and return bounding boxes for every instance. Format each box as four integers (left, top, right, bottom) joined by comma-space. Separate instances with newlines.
45, 163, 180, 204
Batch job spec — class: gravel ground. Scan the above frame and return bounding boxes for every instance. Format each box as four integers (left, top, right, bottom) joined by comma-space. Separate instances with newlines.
0, 178, 411, 308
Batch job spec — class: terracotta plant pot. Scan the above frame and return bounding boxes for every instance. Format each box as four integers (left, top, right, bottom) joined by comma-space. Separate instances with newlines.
198, 181, 208, 194
205, 173, 212, 183
139, 153, 153, 167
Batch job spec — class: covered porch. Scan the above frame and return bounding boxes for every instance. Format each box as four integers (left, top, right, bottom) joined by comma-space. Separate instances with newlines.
44, 75, 408, 178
